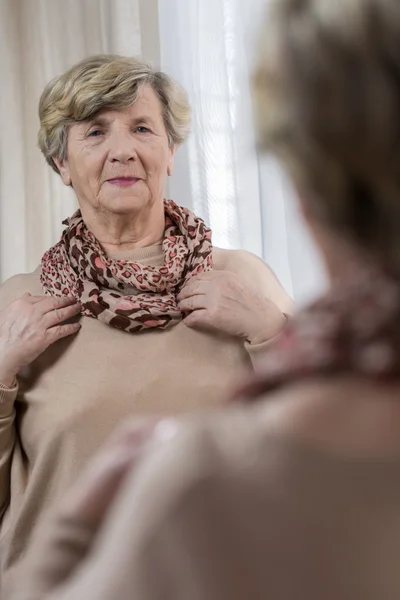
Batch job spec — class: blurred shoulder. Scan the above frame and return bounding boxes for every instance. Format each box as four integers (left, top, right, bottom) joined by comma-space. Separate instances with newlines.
117, 407, 296, 568
0, 267, 43, 309
213, 247, 294, 314
78, 411, 295, 596
131, 407, 288, 515
130, 383, 357, 523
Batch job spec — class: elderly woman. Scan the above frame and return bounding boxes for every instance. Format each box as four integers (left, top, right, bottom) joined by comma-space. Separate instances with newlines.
11, 0, 400, 599
0, 55, 292, 592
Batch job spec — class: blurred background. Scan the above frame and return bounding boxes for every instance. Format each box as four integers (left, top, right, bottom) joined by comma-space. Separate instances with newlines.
0, 0, 327, 304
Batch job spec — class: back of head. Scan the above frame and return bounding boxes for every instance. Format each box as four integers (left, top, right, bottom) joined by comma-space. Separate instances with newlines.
254, 0, 400, 267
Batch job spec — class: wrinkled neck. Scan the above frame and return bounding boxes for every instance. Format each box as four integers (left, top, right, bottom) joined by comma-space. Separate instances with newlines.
80, 202, 165, 255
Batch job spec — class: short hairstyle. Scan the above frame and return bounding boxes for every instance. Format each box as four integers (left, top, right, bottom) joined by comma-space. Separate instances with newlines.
38, 54, 191, 173
254, 0, 400, 266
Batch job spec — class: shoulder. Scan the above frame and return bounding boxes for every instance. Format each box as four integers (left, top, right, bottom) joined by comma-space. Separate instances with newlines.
121, 408, 288, 525
109, 412, 300, 559
213, 247, 295, 314
69, 412, 301, 596
0, 268, 43, 309
127, 389, 356, 530
254, 377, 400, 456
214, 247, 267, 275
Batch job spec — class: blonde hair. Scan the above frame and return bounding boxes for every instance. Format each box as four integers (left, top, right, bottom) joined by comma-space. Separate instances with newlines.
254, 0, 400, 265
38, 54, 191, 173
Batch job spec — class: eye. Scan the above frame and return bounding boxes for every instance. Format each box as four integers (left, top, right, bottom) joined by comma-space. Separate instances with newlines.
88, 129, 103, 138
136, 126, 150, 134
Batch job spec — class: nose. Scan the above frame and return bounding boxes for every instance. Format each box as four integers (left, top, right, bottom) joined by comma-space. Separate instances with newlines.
107, 128, 138, 164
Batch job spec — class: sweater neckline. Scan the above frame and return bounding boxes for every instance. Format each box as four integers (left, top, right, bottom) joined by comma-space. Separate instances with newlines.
106, 244, 164, 265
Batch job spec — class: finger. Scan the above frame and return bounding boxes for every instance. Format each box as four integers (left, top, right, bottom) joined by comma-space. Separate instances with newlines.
36, 296, 79, 313
43, 302, 82, 328
183, 309, 212, 329
18, 293, 47, 305
21, 294, 62, 305
177, 280, 208, 301
188, 271, 217, 281
178, 295, 207, 313
46, 322, 81, 343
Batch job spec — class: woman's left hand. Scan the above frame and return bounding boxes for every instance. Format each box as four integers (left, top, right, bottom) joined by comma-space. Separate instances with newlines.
177, 271, 286, 344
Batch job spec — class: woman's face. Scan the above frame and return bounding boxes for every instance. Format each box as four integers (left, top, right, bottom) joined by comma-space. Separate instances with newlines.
54, 84, 175, 216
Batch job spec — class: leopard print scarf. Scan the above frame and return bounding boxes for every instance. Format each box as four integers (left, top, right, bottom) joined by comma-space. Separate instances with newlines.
41, 199, 213, 333
235, 265, 400, 400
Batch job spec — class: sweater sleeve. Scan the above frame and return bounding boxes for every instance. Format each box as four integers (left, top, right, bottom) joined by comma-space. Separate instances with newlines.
245, 336, 279, 371
245, 313, 289, 371
0, 381, 18, 520
0, 272, 39, 524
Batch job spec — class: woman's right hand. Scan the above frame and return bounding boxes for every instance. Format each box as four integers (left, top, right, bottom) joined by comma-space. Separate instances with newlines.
0, 294, 82, 387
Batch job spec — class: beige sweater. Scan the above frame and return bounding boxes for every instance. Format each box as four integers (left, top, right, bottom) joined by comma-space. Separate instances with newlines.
11, 402, 400, 600
0, 245, 292, 595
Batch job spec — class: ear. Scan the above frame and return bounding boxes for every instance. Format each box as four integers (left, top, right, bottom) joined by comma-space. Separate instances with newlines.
53, 157, 72, 186
167, 145, 176, 177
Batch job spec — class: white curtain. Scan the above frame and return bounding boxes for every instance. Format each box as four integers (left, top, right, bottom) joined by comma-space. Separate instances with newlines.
158, 0, 328, 306
0, 0, 141, 283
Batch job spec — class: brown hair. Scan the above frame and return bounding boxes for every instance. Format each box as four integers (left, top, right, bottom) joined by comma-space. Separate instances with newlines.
38, 54, 191, 174
254, 0, 400, 265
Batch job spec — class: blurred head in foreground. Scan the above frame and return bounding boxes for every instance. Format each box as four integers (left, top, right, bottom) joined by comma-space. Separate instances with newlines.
254, 0, 400, 279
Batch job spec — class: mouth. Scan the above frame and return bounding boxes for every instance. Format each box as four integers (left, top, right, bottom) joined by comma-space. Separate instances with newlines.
106, 177, 140, 188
